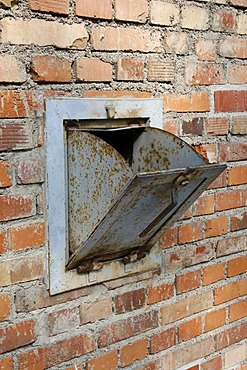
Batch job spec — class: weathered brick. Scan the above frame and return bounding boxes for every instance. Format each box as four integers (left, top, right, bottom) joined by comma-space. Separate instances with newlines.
75, 0, 112, 19
215, 90, 247, 112
17, 158, 44, 184
117, 58, 144, 81
205, 216, 228, 238
164, 32, 189, 54
232, 116, 247, 134
219, 143, 247, 161
237, 13, 247, 34
0, 357, 13, 370
1, 17, 88, 49
84, 90, 152, 98
182, 117, 203, 135
196, 40, 217, 61
204, 308, 226, 332
229, 299, 247, 322
151, 2, 179, 26
147, 282, 174, 304
178, 316, 202, 341
216, 189, 243, 211
98, 311, 158, 347
0, 195, 36, 222
150, 328, 176, 353
0, 231, 7, 254
229, 0, 247, 7
18, 333, 94, 370
29, 0, 69, 14
228, 65, 247, 84
179, 221, 203, 244
32, 56, 71, 82
212, 10, 236, 32
0, 121, 33, 150
201, 356, 222, 370
115, 0, 148, 23
164, 92, 210, 112
0, 320, 36, 354
48, 307, 80, 336
229, 166, 247, 185
9, 222, 45, 251
0, 293, 11, 321
120, 339, 149, 366
0, 161, 12, 187
214, 277, 247, 305
202, 262, 225, 285
74, 57, 112, 82
92, 27, 161, 52
161, 291, 213, 325
87, 350, 118, 370
176, 270, 201, 294
225, 344, 246, 368
193, 194, 215, 216
80, 298, 112, 324
217, 235, 246, 257
228, 255, 247, 276
186, 64, 224, 85
10, 255, 44, 285
0, 55, 26, 83
215, 322, 247, 350
205, 117, 229, 135
0, 91, 35, 119
181, 5, 209, 30
220, 37, 247, 58
207, 170, 227, 189
114, 288, 146, 313
231, 211, 247, 231
163, 119, 179, 136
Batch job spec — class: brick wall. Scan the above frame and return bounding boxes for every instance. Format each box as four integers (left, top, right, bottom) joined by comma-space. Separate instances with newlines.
0, 0, 246, 369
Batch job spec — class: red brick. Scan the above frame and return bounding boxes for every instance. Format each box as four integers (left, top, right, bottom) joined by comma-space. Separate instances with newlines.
0, 91, 31, 119
205, 216, 228, 238
217, 235, 246, 257
84, 90, 152, 99
0, 320, 36, 354
98, 311, 158, 347
178, 316, 202, 341
136, 360, 160, 370
215, 90, 247, 112
87, 350, 118, 370
160, 227, 179, 249
9, 222, 45, 250
114, 288, 146, 313
104, 270, 159, 290
48, 307, 80, 336
202, 262, 225, 285
29, 0, 69, 14
0, 161, 12, 187
148, 60, 174, 82
179, 221, 203, 244
0, 357, 13, 370
120, 339, 148, 366
186, 64, 224, 85
193, 194, 214, 217
215, 322, 247, 350
231, 211, 247, 231
220, 37, 247, 58
10, 255, 44, 285
163, 119, 179, 136
73, 57, 112, 82
117, 58, 144, 81
115, 0, 148, 23
228, 65, 247, 84
92, 26, 160, 52
161, 291, 213, 325
216, 189, 243, 211
0, 231, 7, 254
32, 56, 71, 82
182, 117, 203, 135
18, 333, 94, 370
150, 328, 176, 353
80, 298, 112, 324
213, 10, 236, 31
229, 166, 247, 185
147, 282, 174, 304
204, 308, 226, 332
75, 0, 112, 19
164, 91, 210, 112
0, 121, 33, 150
17, 158, 44, 184
193, 143, 218, 163
207, 170, 227, 189
201, 356, 222, 370
228, 255, 247, 276
0, 55, 26, 83
214, 277, 247, 305
0, 195, 35, 222
219, 142, 247, 161
232, 116, 247, 134
0, 293, 11, 321
196, 40, 217, 61
229, 299, 247, 322
176, 270, 201, 294
205, 117, 229, 135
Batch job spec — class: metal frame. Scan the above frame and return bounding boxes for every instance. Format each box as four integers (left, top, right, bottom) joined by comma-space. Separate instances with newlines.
46, 98, 163, 295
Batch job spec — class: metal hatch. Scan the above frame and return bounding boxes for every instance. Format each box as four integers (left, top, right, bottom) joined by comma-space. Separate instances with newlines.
67, 127, 226, 270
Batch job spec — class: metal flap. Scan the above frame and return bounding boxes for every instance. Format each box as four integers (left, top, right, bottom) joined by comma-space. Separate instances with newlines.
67, 126, 226, 269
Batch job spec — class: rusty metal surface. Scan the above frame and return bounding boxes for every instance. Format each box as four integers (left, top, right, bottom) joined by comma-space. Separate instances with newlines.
67, 127, 226, 269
